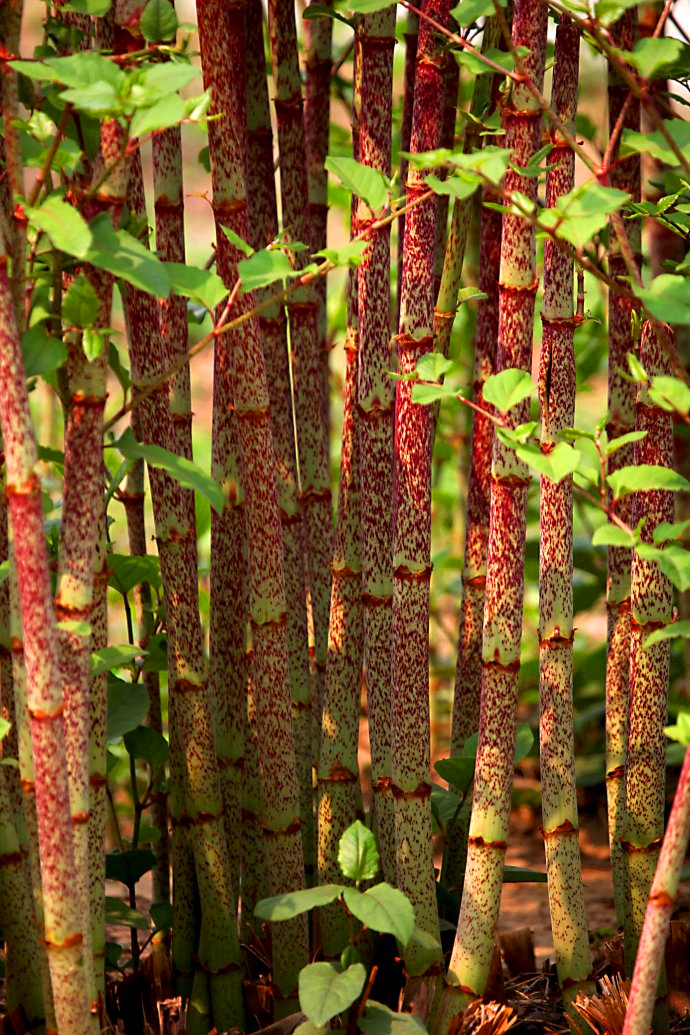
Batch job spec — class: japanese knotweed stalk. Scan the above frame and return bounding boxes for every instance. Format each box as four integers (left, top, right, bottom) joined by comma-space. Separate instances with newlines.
623, 320, 674, 974
605, 6, 641, 928
538, 15, 592, 1000
0, 243, 91, 1035
88, 514, 108, 1002
246, 0, 314, 877
123, 154, 245, 1030
623, 746, 690, 1035
197, 0, 309, 1003
267, 0, 333, 739
356, 3, 397, 886
392, 0, 449, 969
304, 0, 333, 429
317, 311, 363, 957
444, 0, 548, 1011
396, 8, 419, 326
433, 51, 460, 299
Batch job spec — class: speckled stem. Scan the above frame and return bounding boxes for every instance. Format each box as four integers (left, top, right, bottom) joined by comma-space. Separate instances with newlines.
356, 3, 397, 886
0, 0, 25, 323
623, 320, 674, 975
246, 0, 314, 877
445, 21, 503, 890
537, 15, 592, 998
392, 0, 449, 970
0, 481, 22, 847
198, 0, 309, 1003
240, 670, 269, 940
0, 249, 91, 1035
605, 6, 641, 929
123, 152, 245, 1031
623, 746, 690, 1035
318, 294, 363, 958
89, 521, 107, 1005
396, 8, 419, 326
304, 0, 333, 433
433, 52, 459, 301
445, 0, 548, 1010
267, 0, 334, 740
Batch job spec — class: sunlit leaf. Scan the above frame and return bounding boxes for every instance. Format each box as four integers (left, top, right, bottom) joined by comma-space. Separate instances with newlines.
298, 962, 366, 1027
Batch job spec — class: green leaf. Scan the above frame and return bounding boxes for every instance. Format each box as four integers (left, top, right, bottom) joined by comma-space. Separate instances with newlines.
82, 328, 106, 361
314, 240, 368, 268
343, 884, 415, 944
238, 248, 299, 293
425, 174, 477, 202
108, 554, 161, 595
86, 214, 170, 297
606, 430, 647, 455
634, 276, 690, 326
21, 326, 67, 378
56, 619, 92, 636
649, 375, 690, 415
503, 864, 547, 883
416, 352, 455, 381
454, 46, 515, 76
434, 755, 475, 795
483, 368, 534, 413
150, 901, 172, 930
338, 819, 380, 882
92, 644, 145, 676
0, 717, 11, 742
622, 120, 690, 167
654, 520, 690, 545
60, 82, 120, 116
324, 156, 390, 213
254, 885, 345, 921
115, 428, 225, 514
607, 464, 690, 498
513, 440, 581, 484
621, 37, 684, 80
221, 226, 254, 257
403, 927, 443, 977
106, 677, 149, 740
292, 1022, 328, 1035
411, 382, 459, 405
61, 0, 111, 14
514, 724, 534, 764
304, 2, 355, 25
540, 183, 629, 249
62, 273, 100, 328
594, 0, 639, 27
635, 543, 690, 592
133, 63, 198, 106
140, 0, 179, 40
340, 0, 394, 14
24, 194, 93, 259
105, 897, 149, 930
645, 620, 690, 650
360, 1003, 426, 1035
164, 263, 228, 310
457, 286, 487, 304
45, 51, 124, 89
450, 0, 501, 26
298, 962, 366, 1027
129, 95, 186, 138
124, 725, 169, 768
592, 524, 635, 548
665, 712, 690, 746
106, 849, 155, 886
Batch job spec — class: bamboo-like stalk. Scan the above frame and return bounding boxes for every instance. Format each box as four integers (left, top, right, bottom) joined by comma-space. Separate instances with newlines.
392, 0, 449, 968
123, 152, 245, 1029
623, 320, 674, 975
605, 6, 641, 928
197, 0, 309, 1003
396, 7, 419, 326
0, 0, 26, 323
246, 0, 314, 877
433, 52, 460, 299
444, 0, 548, 1009
89, 519, 108, 1005
267, 0, 333, 740
304, 0, 333, 431
0, 244, 91, 1035
538, 15, 592, 999
240, 669, 269, 939
317, 315, 363, 957
623, 746, 690, 1035
356, 3, 397, 885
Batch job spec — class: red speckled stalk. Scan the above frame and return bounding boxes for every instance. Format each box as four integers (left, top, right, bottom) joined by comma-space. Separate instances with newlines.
304, 0, 333, 432
246, 0, 314, 877
433, 53, 459, 300
356, 3, 397, 886
392, 0, 449, 969
88, 520, 107, 1003
538, 15, 592, 998
240, 670, 269, 939
0, 0, 25, 322
623, 320, 674, 974
318, 267, 363, 957
0, 252, 91, 1035
396, 8, 419, 327
123, 153, 244, 1030
197, 0, 309, 1003
605, 6, 641, 929
623, 746, 690, 1035
267, 0, 333, 736
445, 0, 548, 1008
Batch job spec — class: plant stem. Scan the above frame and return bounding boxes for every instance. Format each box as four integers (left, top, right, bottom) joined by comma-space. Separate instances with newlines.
396, 7, 419, 327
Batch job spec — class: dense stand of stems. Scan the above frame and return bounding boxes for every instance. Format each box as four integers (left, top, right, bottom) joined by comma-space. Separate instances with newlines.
623, 321, 675, 974
538, 15, 592, 998
392, 0, 449, 969
197, 0, 309, 1004
605, 7, 641, 928
445, 0, 548, 1010
356, 3, 397, 885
